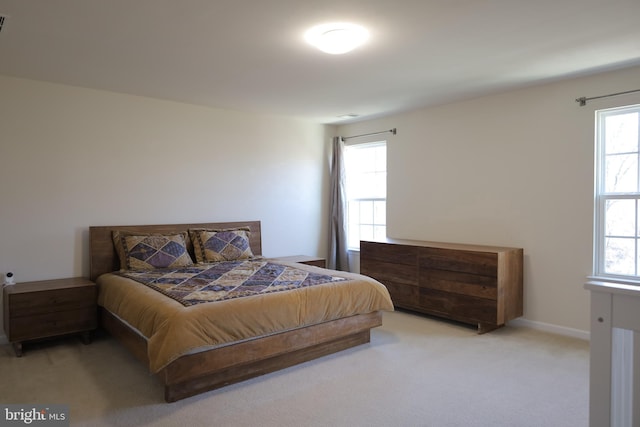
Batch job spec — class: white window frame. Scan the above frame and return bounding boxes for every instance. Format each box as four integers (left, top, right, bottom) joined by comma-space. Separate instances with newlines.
594, 103, 640, 281
344, 141, 387, 251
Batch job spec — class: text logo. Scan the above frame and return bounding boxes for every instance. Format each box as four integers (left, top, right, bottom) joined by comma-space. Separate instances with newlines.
1, 405, 69, 427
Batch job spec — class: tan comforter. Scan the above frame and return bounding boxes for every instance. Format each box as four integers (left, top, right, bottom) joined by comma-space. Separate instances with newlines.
97, 261, 394, 372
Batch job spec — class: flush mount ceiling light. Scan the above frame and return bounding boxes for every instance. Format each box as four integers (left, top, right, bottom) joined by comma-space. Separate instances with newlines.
305, 23, 369, 55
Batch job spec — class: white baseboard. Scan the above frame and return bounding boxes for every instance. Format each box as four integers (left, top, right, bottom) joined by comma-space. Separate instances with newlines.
509, 318, 590, 341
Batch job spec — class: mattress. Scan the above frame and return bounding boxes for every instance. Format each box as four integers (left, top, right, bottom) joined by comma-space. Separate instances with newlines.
97, 260, 394, 372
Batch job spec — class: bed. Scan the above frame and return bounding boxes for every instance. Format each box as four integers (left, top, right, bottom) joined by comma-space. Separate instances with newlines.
89, 220, 393, 402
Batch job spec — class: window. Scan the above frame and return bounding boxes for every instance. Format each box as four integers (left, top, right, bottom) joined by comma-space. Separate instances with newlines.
344, 141, 387, 250
595, 104, 640, 278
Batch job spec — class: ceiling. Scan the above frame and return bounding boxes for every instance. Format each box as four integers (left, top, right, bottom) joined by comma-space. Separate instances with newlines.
0, 0, 639, 124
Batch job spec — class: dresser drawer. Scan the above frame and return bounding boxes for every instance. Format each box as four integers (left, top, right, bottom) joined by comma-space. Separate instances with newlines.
383, 281, 420, 309
361, 260, 417, 285
419, 288, 498, 324
419, 247, 498, 277
8, 307, 97, 342
361, 241, 418, 265
7, 286, 96, 317
419, 268, 497, 300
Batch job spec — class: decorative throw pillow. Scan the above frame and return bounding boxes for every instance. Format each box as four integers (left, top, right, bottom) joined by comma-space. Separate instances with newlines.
112, 231, 194, 271
189, 227, 254, 263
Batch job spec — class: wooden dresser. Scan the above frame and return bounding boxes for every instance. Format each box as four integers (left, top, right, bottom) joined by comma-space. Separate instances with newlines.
360, 238, 523, 333
3, 277, 97, 356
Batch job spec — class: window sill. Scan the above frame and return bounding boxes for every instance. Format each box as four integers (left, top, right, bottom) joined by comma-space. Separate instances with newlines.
587, 275, 640, 287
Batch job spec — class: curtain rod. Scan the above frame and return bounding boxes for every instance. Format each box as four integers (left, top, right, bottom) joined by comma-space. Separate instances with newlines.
342, 128, 396, 141
576, 89, 640, 106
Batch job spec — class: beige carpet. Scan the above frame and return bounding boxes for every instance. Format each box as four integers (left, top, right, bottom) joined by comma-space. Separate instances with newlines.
0, 311, 589, 427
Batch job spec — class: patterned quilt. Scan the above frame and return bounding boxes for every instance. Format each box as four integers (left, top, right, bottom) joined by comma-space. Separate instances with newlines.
118, 260, 348, 307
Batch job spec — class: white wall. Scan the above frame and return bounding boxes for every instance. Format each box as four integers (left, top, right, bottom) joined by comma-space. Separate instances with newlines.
338, 65, 640, 335
0, 76, 334, 336
3, 66, 640, 339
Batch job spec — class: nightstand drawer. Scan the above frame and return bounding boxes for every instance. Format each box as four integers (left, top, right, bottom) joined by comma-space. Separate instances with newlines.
8, 307, 97, 342
8, 286, 96, 317
270, 256, 327, 268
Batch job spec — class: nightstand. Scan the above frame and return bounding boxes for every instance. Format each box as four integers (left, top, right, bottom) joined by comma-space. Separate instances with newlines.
271, 255, 326, 268
3, 277, 97, 357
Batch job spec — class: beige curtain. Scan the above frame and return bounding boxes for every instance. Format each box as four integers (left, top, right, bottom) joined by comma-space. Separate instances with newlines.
328, 136, 349, 271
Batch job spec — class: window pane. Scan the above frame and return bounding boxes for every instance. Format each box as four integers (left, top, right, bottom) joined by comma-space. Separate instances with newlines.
347, 200, 360, 225
348, 228, 359, 248
373, 225, 386, 241
359, 148, 375, 171
371, 172, 386, 198
350, 199, 359, 214
605, 154, 638, 193
637, 240, 640, 276
375, 146, 386, 170
356, 174, 375, 199
360, 224, 374, 242
605, 113, 639, 154
374, 201, 386, 225
604, 237, 635, 275
350, 172, 385, 199
347, 201, 360, 248
605, 199, 636, 237
359, 201, 374, 224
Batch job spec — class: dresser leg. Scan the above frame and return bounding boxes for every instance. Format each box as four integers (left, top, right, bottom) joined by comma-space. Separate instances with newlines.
12, 342, 23, 357
478, 323, 502, 334
80, 331, 92, 345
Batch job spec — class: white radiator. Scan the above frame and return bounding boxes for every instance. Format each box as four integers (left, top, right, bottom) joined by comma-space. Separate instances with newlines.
586, 280, 640, 427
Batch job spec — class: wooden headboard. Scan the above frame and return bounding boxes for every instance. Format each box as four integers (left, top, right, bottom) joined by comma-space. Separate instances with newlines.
89, 221, 262, 281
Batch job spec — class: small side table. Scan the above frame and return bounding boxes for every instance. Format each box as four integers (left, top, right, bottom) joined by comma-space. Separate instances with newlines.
3, 277, 97, 357
271, 255, 326, 268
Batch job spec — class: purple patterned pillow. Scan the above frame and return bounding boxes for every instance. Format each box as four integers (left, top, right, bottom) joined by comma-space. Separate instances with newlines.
112, 231, 194, 270
189, 228, 254, 263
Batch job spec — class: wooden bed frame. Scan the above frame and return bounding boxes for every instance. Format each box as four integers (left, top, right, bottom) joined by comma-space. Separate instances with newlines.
89, 220, 383, 402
